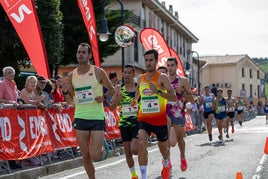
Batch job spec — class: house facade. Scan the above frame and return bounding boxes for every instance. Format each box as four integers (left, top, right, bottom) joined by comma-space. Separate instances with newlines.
200, 54, 265, 105
58, 0, 198, 80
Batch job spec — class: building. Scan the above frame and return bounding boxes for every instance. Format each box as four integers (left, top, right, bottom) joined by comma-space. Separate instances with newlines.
58, 0, 199, 80
200, 54, 265, 105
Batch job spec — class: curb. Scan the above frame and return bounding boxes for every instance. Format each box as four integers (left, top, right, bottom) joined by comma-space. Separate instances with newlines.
0, 147, 124, 179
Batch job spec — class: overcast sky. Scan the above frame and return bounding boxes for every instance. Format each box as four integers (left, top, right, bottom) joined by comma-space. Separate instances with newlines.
164, 0, 268, 58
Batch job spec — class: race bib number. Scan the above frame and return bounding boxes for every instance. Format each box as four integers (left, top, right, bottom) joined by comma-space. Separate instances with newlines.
238, 106, 244, 110
75, 86, 94, 104
122, 102, 138, 117
141, 96, 160, 113
205, 101, 212, 108
228, 107, 235, 112
217, 105, 225, 112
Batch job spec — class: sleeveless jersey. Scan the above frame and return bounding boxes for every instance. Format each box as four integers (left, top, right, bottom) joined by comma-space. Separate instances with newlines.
215, 97, 227, 118
237, 100, 244, 111
166, 76, 185, 118
226, 97, 235, 112
202, 93, 214, 112
72, 66, 104, 120
138, 72, 167, 126
118, 84, 138, 127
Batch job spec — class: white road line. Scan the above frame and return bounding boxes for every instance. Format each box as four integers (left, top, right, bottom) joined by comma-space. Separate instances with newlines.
252, 154, 268, 179
58, 147, 159, 179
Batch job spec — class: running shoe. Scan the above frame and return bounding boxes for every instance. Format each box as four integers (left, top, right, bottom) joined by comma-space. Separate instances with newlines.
231, 126, 235, 133
131, 175, 138, 179
162, 159, 172, 173
239, 121, 242, 127
180, 158, 188, 172
218, 135, 224, 144
161, 166, 170, 179
208, 134, 213, 142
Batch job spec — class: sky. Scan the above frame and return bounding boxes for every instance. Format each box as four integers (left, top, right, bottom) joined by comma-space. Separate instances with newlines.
164, 0, 268, 58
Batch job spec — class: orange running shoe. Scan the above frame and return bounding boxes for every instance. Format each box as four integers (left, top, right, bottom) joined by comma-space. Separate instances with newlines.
162, 159, 172, 173
161, 166, 170, 179
231, 126, 235, 133
131, 175, 138, 179
180, 158, 188, 172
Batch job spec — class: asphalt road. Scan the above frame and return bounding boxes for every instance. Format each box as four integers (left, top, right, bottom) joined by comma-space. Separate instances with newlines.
40, 115, 268, 179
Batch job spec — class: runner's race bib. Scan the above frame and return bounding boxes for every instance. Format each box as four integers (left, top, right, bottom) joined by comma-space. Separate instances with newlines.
75, 86, 94, 104
141, 96, 160, 113
217, 105, 226, 112
122, 102, 138, 117
205, 101, 212, 108
238, 106, 244, 110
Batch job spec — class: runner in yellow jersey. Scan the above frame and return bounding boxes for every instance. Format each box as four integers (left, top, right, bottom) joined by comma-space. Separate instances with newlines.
132, 49, 176, 179
62, 43, 115, 179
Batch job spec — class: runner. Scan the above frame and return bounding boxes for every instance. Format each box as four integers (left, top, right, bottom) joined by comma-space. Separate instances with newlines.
199, 85, 215, 142
166, 57, 193, 172
62, 43, 115, 179
132, 49, 176, 179
110, 64, 139, 179
264, 100, 268, 124
225, 89, 236, 138
236, 97, 245, 126
213, 88, 227, 144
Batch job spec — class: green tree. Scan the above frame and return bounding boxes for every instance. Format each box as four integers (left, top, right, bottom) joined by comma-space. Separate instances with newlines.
35, 0, 64, 77
60, 0, 125, 65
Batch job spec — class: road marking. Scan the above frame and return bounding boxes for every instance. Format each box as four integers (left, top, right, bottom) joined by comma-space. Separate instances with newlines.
58, 147, 159, 179
252, 154, 268, 179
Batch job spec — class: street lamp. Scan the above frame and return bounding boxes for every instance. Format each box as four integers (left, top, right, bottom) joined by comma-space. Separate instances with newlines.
99, 0, 125, 73
191, 51, 200, 95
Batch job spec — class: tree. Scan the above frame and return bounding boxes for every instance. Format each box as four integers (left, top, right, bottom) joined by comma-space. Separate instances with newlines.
60, 0, 126, 65
35, 0, 64, 77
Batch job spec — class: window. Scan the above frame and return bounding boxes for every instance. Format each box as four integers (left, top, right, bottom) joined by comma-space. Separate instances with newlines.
250, 84, 253, 97
249, 69, 252, 78
242, 68, 245, 77
242, 83, 245, 90
257, 70, 260, 79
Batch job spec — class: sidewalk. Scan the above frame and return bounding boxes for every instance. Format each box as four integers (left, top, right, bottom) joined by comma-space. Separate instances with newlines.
0, 147, 123, 179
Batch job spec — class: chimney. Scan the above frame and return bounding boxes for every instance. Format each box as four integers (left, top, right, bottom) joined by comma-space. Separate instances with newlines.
174, 11, 179, 19
161, 1, 166, 8
169, 5, 173, 14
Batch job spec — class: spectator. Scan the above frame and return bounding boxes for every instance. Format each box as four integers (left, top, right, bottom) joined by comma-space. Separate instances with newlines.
0, 66, 23, 169
210, 83, 217, 97
52, 75, 65, 103
109, 71, 119, 86
20, 76, 46, 109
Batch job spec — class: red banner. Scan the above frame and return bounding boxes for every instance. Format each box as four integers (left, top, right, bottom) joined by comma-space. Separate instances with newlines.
140, 28, 171, 69
0, 109, 54, 160
169, 47, 185, 77
46, 108, 77, 149
77, 0, 100, 67
104, 107, 121, 141
0, 0, 50, 78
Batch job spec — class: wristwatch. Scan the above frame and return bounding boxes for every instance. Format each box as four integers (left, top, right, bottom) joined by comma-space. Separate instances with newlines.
157, 90, 162, 95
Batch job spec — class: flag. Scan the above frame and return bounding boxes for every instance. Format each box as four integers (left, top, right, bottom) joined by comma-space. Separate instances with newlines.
1, 0, 50, 78
77, 0, 100, 67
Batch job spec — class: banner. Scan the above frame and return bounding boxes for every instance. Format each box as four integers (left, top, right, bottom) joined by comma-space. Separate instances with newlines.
169, 47, 185, 77
46, 108, 77, 149
104, 106, 121, 141
140, 28, 171, 69
0, 0, 50, 78
0, 109, 54, 160
77, 0, 100, 67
